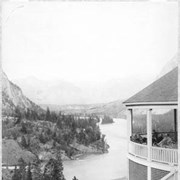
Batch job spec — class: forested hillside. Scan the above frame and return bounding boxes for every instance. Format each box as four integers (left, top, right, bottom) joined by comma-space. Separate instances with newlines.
2, 72, 109, 180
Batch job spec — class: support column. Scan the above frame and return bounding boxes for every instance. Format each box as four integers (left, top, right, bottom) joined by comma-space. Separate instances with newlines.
177, 0, 180, 178
174, 109, 177, 143
147, 109, 152, 180
127, 109, 132, 180
127, 109, 133, 145
178, 65, 180, 179
130, 109, 133, 136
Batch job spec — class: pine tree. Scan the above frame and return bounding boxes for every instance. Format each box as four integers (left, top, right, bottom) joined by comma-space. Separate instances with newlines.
72, 176, 78, 180
21, 122, 27, 134
45, 107, 51, 121
31, 159, 41, 180
26, 109, 31, 120
18, 158, 26, 180
12, 166, 19, 180
27, 135, 31, 148
26, 163, 32, 180
21, 135, 27, 148
15, 107, 22, 119
43, 153, 65, 180
52, 155, 65, 180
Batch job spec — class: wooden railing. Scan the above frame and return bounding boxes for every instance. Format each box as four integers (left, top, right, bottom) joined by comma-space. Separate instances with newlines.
129, 141, 178, 165
129, 141, 148, 159
151, 147, 178, 165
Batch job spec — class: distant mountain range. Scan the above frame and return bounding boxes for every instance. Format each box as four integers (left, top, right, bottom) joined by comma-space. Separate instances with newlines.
41, 100, 126, 118
13, 76, 149, 118
13, 77, 151, 105
2, 71, 43, 116
157, 54, 179, 79
3, 55, 177, 118
85, 99, 126, 118
2, 70, 126, 118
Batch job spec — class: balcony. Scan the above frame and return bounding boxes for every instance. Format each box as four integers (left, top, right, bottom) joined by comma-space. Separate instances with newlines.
128, 141, 178, 165
129, 141, 148, 159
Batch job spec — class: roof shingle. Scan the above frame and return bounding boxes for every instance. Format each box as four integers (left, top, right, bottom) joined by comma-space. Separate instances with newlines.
124, 67, 178, 104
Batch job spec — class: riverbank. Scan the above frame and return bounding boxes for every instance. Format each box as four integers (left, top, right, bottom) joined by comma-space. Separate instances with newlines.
63, 140, 109, 160
63, 119, 127, 180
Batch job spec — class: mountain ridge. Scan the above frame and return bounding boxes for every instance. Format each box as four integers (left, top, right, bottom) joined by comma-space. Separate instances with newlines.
41, 99, 126, 118
157, 54, 179, 79
13, 76, 151, 105
2, 71, 44, 116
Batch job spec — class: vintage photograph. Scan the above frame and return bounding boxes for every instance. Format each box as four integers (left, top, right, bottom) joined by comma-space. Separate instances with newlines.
1, 1, 179, 180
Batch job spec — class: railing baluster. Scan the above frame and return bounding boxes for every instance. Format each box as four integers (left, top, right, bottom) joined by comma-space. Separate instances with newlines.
129, 141, 178, 165
151, 146, 178, 164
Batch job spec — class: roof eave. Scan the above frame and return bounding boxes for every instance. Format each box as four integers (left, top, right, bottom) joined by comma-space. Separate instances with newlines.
124, 101, 178, 107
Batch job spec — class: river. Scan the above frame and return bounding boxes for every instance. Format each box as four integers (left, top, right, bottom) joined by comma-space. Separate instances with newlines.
63, 119, 127, 180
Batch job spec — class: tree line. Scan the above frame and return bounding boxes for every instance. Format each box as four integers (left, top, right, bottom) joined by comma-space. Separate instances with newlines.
3, 106, 105, 180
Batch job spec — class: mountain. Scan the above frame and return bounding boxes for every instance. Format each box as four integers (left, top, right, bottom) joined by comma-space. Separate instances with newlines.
14, 77, 85, 105
41, 99, 126, 118
40, 103, 98, 114
157, 54, 179, 79
8, 55, 177, 118
12, 75, 151, 119
2, 71, 43, 116
85, 99, 126, 118
13, 77, 151, 105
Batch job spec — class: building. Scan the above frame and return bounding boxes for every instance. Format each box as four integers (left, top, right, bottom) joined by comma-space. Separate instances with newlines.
123, 67, 179, 180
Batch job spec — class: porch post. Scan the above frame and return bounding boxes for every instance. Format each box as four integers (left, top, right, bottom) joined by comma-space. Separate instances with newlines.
130, 109, 133, 137
178, 65, 180, 179
127, 110, 129, 153
127, 109, 133, 143
178, 0, 180, 179
147, 109, 152, 180
127, 108, 132, 180
174, 109, 177, 142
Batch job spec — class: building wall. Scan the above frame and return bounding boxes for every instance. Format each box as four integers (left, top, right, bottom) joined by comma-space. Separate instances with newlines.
129, 159, 171, 180
129, 160, 147, 180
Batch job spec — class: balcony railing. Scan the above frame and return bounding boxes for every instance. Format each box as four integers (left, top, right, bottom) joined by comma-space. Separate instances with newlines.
129, 141, 148, 159
151, 146, 178, 165
129, 141, 178, 165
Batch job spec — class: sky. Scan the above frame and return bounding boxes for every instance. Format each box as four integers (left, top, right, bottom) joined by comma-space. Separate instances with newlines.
2, 1, 178, 83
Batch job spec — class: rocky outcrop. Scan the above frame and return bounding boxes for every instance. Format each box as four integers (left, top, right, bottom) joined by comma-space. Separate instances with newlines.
69, 140, 109, 159
2, 71, 44, 116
